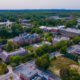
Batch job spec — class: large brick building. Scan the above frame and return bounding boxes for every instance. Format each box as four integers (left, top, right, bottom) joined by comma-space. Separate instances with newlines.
59, 28, 80, 37
12, 33, 40, 45
0, 48, 28, 62
39, 26, 65, 34
40, 26, 80, 37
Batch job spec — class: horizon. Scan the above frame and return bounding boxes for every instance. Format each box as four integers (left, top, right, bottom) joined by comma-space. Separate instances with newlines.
0, 9, 80, 10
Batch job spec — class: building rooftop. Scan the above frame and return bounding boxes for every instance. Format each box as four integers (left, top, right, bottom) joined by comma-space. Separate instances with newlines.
67, 45, 80, 55
48, 16, 60, 20
40, 26, 65, 30
0, 20, 13, 26
60, 28, 80, 34
20, 66, 38, 79
9, 48, 26, 56
33, 41, 51, 49
52, 36, 70, 42
13, 33, 39, 42
0, 48, 26, 61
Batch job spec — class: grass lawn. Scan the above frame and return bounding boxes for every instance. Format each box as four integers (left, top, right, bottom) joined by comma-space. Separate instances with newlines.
49, 56, 79, 76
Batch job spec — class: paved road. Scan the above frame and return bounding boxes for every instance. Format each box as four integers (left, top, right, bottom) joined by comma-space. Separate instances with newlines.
13, 60, 61, 80
0, 52, 61, 80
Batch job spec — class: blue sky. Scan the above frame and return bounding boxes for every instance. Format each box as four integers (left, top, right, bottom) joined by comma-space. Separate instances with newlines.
0, 0, 80, 9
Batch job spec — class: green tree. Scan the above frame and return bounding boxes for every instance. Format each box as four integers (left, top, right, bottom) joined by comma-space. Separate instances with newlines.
60, 67, 70, 80
60, 46, 67, 54
9, 76, 13, 80
35, 54, 50, 70
9, 55, 21, 65
72, 36, 80, 44
5, 40, 17, 52
47, 36, 53, 42
60, 67, 80, 80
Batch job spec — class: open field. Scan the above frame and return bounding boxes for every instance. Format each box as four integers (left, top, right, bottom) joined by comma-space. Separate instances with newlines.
49, 56, 79, 76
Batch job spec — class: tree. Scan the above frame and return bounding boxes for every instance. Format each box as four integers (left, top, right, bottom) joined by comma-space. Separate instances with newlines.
11, 23, 23, 36
53, 40, 68, 51
60, 67, 70, 80
5, 40, 17, 52
0, 39, 7, 45
35, 46, 44, 56
35, 44, 53, 56
0, 63, 8, 75
0, 26, 8, 38
9, 55, 21, 65
51, 56, 56, 61
60, 67, 80, 80
60, 46, 67, 54
9, 76, 13, 80
35, 54, 50, 70
65, 20, 77, 28
69, 70, 80, 80
47, 36, 53, 42
72, 36, 80, 44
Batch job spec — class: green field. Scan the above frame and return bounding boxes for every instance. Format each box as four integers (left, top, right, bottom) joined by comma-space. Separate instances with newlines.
49, 56, 79, 76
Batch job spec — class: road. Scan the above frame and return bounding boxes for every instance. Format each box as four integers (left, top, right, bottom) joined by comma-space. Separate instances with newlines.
13, 59, 61, 80
0, 52, 61, 80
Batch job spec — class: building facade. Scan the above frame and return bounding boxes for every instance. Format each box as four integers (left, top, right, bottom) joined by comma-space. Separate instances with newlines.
0, 48, 28, 62
59, 28, 80, 37
13, 33, 41, 45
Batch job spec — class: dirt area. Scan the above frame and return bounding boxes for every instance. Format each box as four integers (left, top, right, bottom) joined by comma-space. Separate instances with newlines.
49, 56, 80, 76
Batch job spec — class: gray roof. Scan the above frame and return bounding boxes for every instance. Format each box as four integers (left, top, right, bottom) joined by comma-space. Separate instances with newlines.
0, 48, 26, 61
20, 66, 37, 78
60, 28, 80, 34
13, 33, 39, 41
67, 45, 80, 54
52, 36, 70, 42
39, 26, 65, 30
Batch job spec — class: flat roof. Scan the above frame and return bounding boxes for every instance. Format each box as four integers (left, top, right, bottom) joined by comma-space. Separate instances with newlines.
53, 36, 70, 42
60, 28, 80, 34
68, 45, 80, 54
39, 26, 65, 30
1, 48, 26, 58
20, 66, 37, 78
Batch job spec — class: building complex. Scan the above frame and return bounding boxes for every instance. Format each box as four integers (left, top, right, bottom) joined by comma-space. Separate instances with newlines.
0, 48, 28, 62
12, 33, 41, 45
40, 26, 80, 37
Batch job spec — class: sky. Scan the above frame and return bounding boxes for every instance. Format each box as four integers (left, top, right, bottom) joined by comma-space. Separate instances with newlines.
0, 0, 80, 9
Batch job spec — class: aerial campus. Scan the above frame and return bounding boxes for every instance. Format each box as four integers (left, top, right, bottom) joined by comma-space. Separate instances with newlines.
0, 1, 80, 80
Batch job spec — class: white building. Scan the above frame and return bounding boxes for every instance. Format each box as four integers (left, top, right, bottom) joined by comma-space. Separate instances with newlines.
52, 36, 70, 45
0, 20, 14, 28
